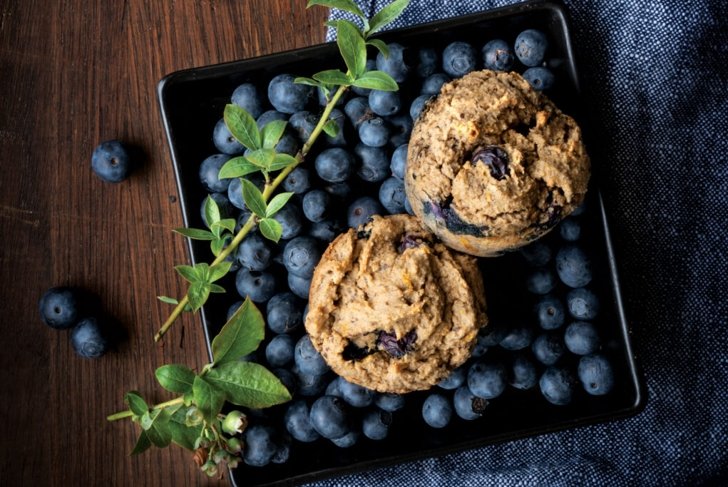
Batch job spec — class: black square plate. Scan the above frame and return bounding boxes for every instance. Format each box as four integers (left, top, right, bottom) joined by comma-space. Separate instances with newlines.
157, 1, 646, 485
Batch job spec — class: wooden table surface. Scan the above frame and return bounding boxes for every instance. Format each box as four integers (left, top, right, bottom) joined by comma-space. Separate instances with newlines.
0, 2, 326, 485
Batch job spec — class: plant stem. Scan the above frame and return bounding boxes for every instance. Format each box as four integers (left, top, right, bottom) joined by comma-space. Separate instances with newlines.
106, 396, 185, 421
154, 83, 349, 342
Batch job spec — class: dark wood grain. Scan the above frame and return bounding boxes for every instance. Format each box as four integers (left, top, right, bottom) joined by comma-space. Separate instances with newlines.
0, 1, 326, 485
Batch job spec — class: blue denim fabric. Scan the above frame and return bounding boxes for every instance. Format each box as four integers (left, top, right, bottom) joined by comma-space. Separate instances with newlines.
316, 1, 728, 485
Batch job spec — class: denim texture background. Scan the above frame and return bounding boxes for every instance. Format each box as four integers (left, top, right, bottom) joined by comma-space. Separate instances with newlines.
314, 0, 728, 485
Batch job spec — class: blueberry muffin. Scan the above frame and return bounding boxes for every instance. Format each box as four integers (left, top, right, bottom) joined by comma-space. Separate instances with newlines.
405, 70, 590, 256
305, 214, 487, 393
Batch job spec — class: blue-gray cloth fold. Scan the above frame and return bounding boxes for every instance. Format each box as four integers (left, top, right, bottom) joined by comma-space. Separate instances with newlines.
313, 1, 728, 485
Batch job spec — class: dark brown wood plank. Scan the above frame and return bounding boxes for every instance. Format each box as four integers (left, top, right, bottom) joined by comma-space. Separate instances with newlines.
0, 1, 327, 485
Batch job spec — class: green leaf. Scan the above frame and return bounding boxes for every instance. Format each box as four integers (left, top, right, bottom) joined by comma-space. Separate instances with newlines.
258, 218, 283, 243
241, 178, 267, 217
209, 283, 226, 293
131, 431, 152, 455
192, 376, 225, 423
269, 153, 299, 172
322, 119, 340, 138
366, 38, 389, 58
306, 0, 365, 19
210, 261, 232, 282
211, 297, 265, 366
204, 361, 292, 409
144, 409, 173, 448
224, 104, 261, 150
157, 296, 179, 305
352, 70, 399, 91
155, 364, 195, 394
265, 192, 294, 218
261, 120, 287, 150
168, 407, 202, 451
336, 19, 367, 77
187, 281, 211, 312
216, 218, 237, 234
312, 69, 353, 86
367, 0, 410, 36
245, 148, 276, 170
210, 236, 226, 257
218, 156, 260, 179
173, 227, 215, 241
203, 195, 221, 228
124, 391, 148, 417
293, 76, 322, 88
174, 265, 198, 283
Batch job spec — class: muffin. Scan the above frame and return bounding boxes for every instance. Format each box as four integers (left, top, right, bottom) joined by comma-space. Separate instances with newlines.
405, 69, 590, 256
305, 214, 487, 393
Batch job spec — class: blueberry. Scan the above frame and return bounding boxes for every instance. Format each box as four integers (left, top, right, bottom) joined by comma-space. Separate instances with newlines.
379, 177, 406, 214
523, 67, 555, 91
531, 332, 566, 366
437, 366, 466, 390
508, 353, 539, 390
555, 244, 592, 288
198, 154, 232, 193
362, 409, 392, 440
324, 181, 352, 199
293, 365, 328, 396
520, 241, 552, 267
416, 48, 438, 77
355, 144, 390, 183
358, 117, 390, 147
478, 322, 508, 347
302, 189, 331, 223
287, 273, 311, 299
235, 208, 254, 232
295, 334, 329, 376
344, 96, 372, 127
39, 287, 81, 330
404, 197, 414, 215
347, 196, 383, 228
266, 292, 303, 334
534, 294, 566, 330
266, 333, 295, 367
315, 147, 355, 183
338, 378, 375, 407
227, 178, 246, 209
368, 90, 401, 117
231, 82, 263, 118
351, 59, 378, 96
564, 321, 601, 355
282, 167, 311, 194
470, 333, 490, 358
409, 94, 430, 121
386, 114, 413, 147
566, 288, 600, 320
539, 366, 577, 405
236, 233, 272, 271
272, 204, 304, 240
499, 326, 534, 351
326, 376, 344, 398
467, 362, 507, 399
309, 395, 351, 439
268, 73, 314, 114
285, 400, 320, 443
578, 354, 615, 395
526, 268, 557, 295
559, 217, 581, 241
201, 193, 235, 226
453, 385, 488, 420
243, 425, 277, 467
70, 317, 109, 358
331, 430, 360, 448
226, 300, 243, 321
283, 236, 321, 278
374, 393, 406, 412
325, 108, 348, 146
91, 140, 132, 182
288, 111, 318, 143
472, 145, 509, 180
275, 132, 300, 156
422, 394, 453, 428
271, 436, 291, 464
309, 218, 346, 242
482, 39, 515, 71
442, 41, 477, 77
235, 268, 277, 303
376, 42, 410, 82
420, 73, 450, 95
514, 29, 549, 67
390, 144, 408, 180
256, 110, 288, 130
213, 118, 244, 154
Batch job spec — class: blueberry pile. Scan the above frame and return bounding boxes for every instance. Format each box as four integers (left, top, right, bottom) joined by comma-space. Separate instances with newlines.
190, 29, 612, 467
